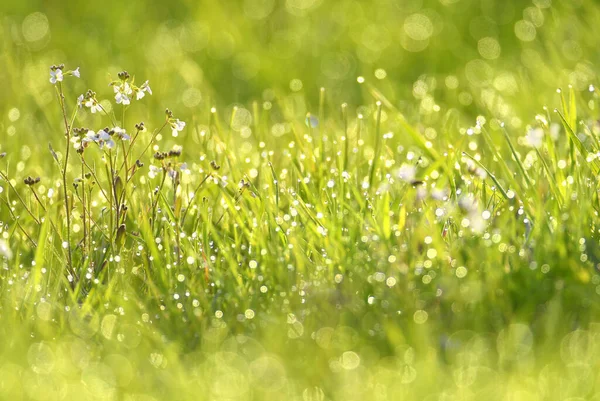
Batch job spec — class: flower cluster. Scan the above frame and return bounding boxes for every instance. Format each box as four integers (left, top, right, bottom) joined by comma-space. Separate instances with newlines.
165, 108, 186, 137
78, 90, 102, 114
109, 71, 152, 106
150, 146, 189, 180
71, 127, 130, 152
49, 64, 80, 84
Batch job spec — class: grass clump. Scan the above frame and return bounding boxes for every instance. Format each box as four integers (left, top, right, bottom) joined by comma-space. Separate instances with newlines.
0, 63, 599, 400
3, 1, 600, 399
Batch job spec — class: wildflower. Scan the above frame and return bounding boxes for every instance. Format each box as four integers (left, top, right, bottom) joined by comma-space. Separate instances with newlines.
86, 98, 102, 113
525, 127, 544, 148
71, 67, 80, 78
71, 135, 83, 150
170, 119, 186, 137
113, 126, 130, 141
135, 80, 152, 100
168, 162, 189, 183
148, 164, 162, 179
86, 97, 102, 114
96, 129, 115, 149
79, 90, 102, 113
82, 130, 99, 145
113, 82, 133, 105
71, 129, 98, 150
49, 66, 64, 84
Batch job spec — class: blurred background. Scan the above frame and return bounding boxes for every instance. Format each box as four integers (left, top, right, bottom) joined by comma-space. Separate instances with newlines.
0, 0, 599, 159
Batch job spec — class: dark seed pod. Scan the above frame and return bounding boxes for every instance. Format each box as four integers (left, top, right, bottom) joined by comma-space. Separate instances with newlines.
24, 176, 41, 186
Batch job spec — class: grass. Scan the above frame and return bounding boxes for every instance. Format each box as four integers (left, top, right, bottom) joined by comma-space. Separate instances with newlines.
2, 1, 600, 400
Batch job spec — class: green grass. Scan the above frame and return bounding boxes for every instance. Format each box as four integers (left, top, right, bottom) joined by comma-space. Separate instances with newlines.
2, 1, 600, 400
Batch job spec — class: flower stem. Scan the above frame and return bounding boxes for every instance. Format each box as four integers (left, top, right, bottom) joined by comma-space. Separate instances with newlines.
56, 83, 74, 275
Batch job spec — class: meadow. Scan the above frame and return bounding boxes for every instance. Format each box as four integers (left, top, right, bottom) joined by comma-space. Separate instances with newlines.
1, 0, 600, 399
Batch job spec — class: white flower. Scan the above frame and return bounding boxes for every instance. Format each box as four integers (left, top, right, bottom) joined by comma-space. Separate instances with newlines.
171, 119, 186, 137
71, 136, 83, 150
50, 69, 63, 84
149, 165, 162, 179
113, 126, 130, 141
77, 94, 84, 108
97, 129, 115, 149
135, 80, 152, 100
82, 130, 98, 145
72, 67, 80, 78
397, 164, 416, 182
72, 130, 98, 150
114, 82, 133, 105
84, 97, 102, 114
526, 127, 544, 148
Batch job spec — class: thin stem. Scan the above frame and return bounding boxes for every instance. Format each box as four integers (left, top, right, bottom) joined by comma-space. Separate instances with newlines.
0, 197, 37, 247
81, 158, 110, 203
81, 159, 87, 256
342, 103, 348, 172
0, 170, 41, 225
151, 169, 168, 230
135, 121, 169, 164
98, 103, 118, 126
180, 174, 211, 226
368, 101, 382, 190
30, 187, 68, 246
56, 82, 74, 274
